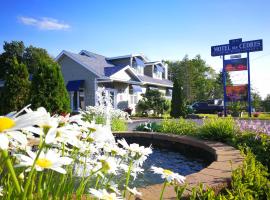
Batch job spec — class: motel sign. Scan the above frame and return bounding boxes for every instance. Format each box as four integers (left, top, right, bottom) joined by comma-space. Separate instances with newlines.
211, 38, 263, 117
211, 38, 263, 56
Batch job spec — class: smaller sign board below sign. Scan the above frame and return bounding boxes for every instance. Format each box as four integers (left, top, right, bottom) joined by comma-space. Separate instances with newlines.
224, 58, 247, 71
226, 85, 248, 101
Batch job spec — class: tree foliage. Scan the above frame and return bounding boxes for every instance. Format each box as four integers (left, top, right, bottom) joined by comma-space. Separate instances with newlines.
262, 94, 270, 112
0, 41, 25, 79
0, 41, 70, 114
213, 71, 232, 99
137, 89, 169, 116
166, 55, 231, 104
29, 62, 70, 114
0, 57, 30, 114
170, 78, 187, 118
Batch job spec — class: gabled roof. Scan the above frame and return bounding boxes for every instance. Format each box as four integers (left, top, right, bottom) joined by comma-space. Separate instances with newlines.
138, 75, 173, 88
145, 61, 163, 65
106, 53, 148, 62
105, 65, 142, 82
55, 50, 114, 77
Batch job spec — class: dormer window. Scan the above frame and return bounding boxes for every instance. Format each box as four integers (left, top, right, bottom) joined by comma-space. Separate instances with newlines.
153, 64, 164, 79
132, 57, 145, 75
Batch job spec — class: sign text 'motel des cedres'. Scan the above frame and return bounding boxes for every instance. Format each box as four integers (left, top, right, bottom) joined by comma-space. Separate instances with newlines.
211, 38, 263, 56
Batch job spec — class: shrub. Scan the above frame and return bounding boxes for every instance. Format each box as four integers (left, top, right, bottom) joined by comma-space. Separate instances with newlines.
135, 122, 162, 132
111, 118, 128, 131
160, 118, 198, 136
82, 105, 129, 132
137, 89, 169, 116
222, 151, 270, 199
198, 118, 238, 142
179, 151, 270, 200
232, 131, 270, 171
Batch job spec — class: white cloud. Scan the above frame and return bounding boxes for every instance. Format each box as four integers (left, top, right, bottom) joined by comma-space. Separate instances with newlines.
19, 16, 70, 30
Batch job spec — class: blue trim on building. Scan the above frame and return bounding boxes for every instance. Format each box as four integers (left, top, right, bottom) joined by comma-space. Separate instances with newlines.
66, 80, 84, 91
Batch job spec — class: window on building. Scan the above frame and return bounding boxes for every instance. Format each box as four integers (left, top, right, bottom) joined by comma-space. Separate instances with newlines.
79, 88, 85, 109
132, 57, 145, 75
153, 64, 164, 79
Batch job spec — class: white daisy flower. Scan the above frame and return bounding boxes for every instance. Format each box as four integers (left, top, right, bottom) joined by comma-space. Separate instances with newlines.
103, 143, 126, 157
16, 149, 73, 174
0, 106, 48, 150
89, 188, 123, 200
91, 124, 115, 144
98, 155, 118, 175
151, 166, 186, 184
127, 187, 142, 196
45, 124, 81, 147
118, 138, 152, 160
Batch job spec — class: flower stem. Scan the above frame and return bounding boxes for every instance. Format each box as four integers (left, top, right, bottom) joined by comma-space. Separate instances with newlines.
21, 142, 45, 200
159, 181, 167, 200
37, 173, 43, 198
1, 150, 21, 194
123, 160, 133, 197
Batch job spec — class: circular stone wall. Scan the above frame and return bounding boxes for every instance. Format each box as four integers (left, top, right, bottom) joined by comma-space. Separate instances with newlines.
113, 131, 243, 200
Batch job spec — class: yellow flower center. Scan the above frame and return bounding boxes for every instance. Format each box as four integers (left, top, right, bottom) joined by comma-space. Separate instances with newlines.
36, 158, 53, 168
0, 117, 15, 132
100, 160, 110, 172
56, 131, 62, 138
89, 127, 97, 133
163, 169, 173, 175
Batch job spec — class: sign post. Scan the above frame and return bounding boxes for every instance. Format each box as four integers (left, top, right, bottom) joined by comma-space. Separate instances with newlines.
222, 55, 227, 116
247, 52, 252, 117
211, 38, 263, 117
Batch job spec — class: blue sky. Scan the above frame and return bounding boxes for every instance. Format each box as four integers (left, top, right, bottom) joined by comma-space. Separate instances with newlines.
1, 0, 270, 98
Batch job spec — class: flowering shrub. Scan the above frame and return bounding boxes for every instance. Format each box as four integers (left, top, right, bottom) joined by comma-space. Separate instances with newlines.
82, 87, 130, 131
236, 119, 270, 135
253, 112, 260, 117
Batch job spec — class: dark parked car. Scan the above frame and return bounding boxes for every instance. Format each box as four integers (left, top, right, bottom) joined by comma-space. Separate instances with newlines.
191, 102, 223, 114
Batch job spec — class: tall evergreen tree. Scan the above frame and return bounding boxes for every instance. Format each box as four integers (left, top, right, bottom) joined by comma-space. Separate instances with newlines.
0, 57, 30, 114
0, 41, 25, 79
29, 61, 70, 114
170, 78, 186, 118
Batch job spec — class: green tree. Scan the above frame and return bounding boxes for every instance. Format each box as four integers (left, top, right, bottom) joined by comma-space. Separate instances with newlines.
29, 61, 70, 114
0, 57, 30, 114
213, 71, 232, 99
137, 89, 168, 116
251, 90, 262, 111
23, 45, 54, 74
166, 55, 218, 104
0, 41, 25, 79
170, 78, 187, 118
262, 94, 270, 112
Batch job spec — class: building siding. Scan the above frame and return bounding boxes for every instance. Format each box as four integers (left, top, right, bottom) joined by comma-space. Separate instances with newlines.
58, 55, 98, 107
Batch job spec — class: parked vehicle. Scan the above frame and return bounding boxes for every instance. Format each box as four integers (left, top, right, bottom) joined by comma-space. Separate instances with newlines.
191, 101, 223, 114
